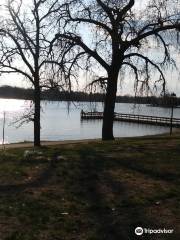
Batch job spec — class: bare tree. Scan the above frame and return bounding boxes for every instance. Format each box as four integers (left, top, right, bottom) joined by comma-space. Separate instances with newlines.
52, 0, 180, 140
0, 0, 65, 146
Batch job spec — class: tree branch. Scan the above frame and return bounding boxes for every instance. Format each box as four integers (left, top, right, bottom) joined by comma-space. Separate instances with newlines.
130, 23, 180, 46
0, 64, 34, 83
52, 33, 110, 71
118, 0, 135, 19
124, 52, 166, 90
0, 29, 34, 75
96, 0, 114, 23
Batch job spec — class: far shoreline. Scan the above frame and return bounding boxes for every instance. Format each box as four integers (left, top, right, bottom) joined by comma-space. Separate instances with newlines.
0, 85, 179, 106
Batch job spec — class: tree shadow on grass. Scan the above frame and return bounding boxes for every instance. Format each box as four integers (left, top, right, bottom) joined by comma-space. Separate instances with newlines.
105, 156, 180, 182
63, 146, 159, 240
0, 163, 54, 195
0, 146, 178, 239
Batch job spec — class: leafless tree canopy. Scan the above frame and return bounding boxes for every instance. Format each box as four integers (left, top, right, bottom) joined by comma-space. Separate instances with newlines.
0, 0, 74, 146
0, 0, 68, 89
52, 0, 180, 94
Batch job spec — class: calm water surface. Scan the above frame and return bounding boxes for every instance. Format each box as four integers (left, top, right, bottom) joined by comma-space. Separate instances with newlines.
0, 99, 178, 143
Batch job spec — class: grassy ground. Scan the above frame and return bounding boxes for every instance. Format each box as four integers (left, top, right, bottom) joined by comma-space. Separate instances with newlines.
0, 134, 180, 239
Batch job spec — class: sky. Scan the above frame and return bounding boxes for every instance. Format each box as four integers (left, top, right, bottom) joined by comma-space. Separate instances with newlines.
0, 0, 180, 97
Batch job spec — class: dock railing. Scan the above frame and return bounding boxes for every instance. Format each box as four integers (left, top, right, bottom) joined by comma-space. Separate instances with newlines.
81, 110, 180, 127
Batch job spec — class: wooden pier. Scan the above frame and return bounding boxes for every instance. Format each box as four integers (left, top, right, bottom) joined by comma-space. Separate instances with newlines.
81, 111, 180, 127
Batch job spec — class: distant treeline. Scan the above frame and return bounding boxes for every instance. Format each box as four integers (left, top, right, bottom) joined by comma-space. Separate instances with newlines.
0, 86, 34, 100
0, 85, 179, 106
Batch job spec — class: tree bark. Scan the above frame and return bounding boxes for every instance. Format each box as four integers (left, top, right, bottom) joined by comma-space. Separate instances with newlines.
34, 80, 41, 147
102, 70, 118, 140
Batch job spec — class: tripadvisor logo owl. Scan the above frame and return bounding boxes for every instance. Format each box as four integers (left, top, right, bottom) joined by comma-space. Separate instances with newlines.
135, 227, 143, 236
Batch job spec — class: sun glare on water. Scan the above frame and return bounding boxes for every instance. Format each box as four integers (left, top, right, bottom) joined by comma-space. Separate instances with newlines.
0, 99, 31, 144
0, 99, 26, 112
0, 99, 30, 120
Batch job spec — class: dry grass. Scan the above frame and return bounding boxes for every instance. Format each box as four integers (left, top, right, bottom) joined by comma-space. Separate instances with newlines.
0, 134, 180, 239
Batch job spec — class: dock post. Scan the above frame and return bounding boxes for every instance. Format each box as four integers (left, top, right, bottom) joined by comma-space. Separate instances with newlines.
170, 93, 176, 136
170, 106, 174, 135
81, 110, 84, 119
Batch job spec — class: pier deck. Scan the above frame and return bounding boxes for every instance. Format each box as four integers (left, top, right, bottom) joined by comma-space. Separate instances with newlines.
81, 111, 180, 127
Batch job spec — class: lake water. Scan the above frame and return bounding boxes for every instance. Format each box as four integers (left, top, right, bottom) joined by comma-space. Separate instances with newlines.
0, 98, 179, 144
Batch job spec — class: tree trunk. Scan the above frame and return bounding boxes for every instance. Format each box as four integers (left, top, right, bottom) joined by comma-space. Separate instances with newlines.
34, 81, 41, 147
102, 71, 118, 140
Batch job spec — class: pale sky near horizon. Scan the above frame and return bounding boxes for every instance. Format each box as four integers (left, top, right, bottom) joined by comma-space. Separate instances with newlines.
0, 0, 180, 97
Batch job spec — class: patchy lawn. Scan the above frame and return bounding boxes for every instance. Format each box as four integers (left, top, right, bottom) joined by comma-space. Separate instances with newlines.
0, 134, 180, 239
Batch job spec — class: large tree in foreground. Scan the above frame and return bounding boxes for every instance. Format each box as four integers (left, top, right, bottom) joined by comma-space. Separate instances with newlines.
0, 0, 64, 146
53, 0, 180, 140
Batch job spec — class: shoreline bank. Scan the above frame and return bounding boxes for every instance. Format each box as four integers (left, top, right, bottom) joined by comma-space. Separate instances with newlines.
1, 129, 179, 149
